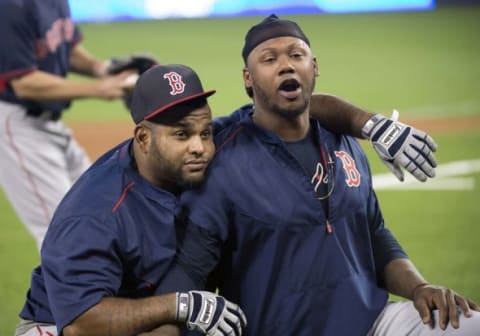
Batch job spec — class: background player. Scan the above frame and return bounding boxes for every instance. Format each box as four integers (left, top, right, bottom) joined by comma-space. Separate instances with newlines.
0, 0, 150, 249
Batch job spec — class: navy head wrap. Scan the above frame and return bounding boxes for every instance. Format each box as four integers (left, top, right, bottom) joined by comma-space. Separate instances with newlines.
242, 14, 310, 63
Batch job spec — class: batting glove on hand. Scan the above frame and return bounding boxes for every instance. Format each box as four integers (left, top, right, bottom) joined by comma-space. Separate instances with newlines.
175, 291, 247, 336
362, 110, 438, 182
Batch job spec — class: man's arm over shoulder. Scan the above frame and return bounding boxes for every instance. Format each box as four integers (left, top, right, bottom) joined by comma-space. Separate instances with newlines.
310, 93, 371, 137
309, 94, 437, 182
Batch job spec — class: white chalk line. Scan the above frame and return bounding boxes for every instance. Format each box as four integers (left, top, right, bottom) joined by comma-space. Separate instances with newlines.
373, 159, 480, 190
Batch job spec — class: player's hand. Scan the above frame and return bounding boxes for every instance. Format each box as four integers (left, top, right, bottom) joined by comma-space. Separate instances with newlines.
362, 110, 438, 182
175, 291, 247, 336
413, 284, 480, 330
105, 54, 158, 109
94, 71, 136, 100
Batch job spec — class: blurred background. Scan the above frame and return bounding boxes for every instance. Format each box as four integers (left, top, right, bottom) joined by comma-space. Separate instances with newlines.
1, 1, 479, 334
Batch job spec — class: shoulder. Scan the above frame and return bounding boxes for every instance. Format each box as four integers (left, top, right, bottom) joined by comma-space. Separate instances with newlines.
213, 118, 252, 154
213, 103, 253, 135
55, 141, 134, 219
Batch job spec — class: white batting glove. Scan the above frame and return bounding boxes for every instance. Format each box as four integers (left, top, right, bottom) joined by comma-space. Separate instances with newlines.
362, 110, 438, 182
175, 291, 247, 336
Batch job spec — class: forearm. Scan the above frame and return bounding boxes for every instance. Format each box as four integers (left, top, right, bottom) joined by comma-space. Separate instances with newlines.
63, 294, 178, 336
137, 324, 181, 336
382, 258, 428, 300
10, 70, 120, 101
69, 44, 108, 78
309, 93, 373, 138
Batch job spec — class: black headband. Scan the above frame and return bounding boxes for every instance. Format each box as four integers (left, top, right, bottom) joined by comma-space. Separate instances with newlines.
242, 14, 310, 63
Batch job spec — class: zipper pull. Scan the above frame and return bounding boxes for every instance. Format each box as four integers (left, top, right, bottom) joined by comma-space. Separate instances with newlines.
326, 220, 332, 234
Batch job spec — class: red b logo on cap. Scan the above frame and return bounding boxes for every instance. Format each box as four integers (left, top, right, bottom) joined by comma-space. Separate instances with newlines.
163, 72, 186, 95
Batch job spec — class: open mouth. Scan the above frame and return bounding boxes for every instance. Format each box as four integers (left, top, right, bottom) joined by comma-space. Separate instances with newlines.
278, 79, 300, 91
278, 79, 301, 99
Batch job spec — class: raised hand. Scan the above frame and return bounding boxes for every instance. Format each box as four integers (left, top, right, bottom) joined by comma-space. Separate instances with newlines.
362, 110, 438, 182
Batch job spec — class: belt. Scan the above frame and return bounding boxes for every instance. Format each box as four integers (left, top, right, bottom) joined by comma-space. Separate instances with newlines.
26, 108, 62, 121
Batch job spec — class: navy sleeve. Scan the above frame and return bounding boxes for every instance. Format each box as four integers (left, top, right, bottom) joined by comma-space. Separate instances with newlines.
41, 216, 123, 333
347, 136, 408, 279
159, 168, 231, 293
156, 221, 221, 294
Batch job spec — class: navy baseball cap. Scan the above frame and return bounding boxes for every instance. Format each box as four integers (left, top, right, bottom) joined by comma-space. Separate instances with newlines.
130, 64, 216, 124
242, 14, 310, 64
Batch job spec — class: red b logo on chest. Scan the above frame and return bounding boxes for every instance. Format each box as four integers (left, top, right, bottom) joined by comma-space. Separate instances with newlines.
163, 72, 186, 95
334, 151, 361, 187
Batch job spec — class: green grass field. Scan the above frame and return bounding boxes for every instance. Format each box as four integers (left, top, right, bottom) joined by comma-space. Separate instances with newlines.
1, 6, 479, 335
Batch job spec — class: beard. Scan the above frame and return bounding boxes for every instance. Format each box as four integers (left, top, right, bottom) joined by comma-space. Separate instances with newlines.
149, 140, 205, 193
252, 76, 316, 120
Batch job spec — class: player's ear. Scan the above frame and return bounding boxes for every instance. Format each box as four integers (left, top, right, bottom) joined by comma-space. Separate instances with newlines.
134, 122, 152, 153
243, 67, 254, 98
313, 57, 319, 77
243, 67, 252, 90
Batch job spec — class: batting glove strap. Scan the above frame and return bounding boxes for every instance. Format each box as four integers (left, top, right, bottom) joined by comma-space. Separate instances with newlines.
361, 113, 384, 139
175, 292, 190, 322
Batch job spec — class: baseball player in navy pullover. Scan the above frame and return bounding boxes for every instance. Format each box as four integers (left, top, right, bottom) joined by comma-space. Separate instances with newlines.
163, 15, 480, 336
16, 64, 247, 336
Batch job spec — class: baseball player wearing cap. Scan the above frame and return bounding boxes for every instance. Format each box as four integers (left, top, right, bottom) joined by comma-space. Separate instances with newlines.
0, 0, 137, 250
161, 15, 480, 336
15, 64, 246, 336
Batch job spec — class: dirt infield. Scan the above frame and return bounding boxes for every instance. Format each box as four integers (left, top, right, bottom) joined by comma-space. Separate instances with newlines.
70, 115, 480, 161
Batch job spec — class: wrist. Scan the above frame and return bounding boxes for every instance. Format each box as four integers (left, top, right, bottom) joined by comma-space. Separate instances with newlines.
93, 60, 110, 78
175, 292, 190, 322
361, 113, 384, 139
411, 282, 429, 299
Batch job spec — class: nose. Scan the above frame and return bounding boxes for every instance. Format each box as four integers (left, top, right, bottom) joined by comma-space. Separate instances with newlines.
189, 136, 205, 155
278, 55, 295, 75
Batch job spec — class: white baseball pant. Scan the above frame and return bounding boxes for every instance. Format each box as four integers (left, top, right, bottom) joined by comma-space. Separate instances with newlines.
0, 101, 90, 250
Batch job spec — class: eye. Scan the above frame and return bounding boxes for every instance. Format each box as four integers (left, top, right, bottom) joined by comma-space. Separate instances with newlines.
174, 130, 188, 139
201, 129, 212, 140
262, 55, 276, 63
291, 52, 303, 59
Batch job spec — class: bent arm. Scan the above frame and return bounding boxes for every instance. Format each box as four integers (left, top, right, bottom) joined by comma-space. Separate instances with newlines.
309, 93, 373, 138
63, 294, 179, 336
